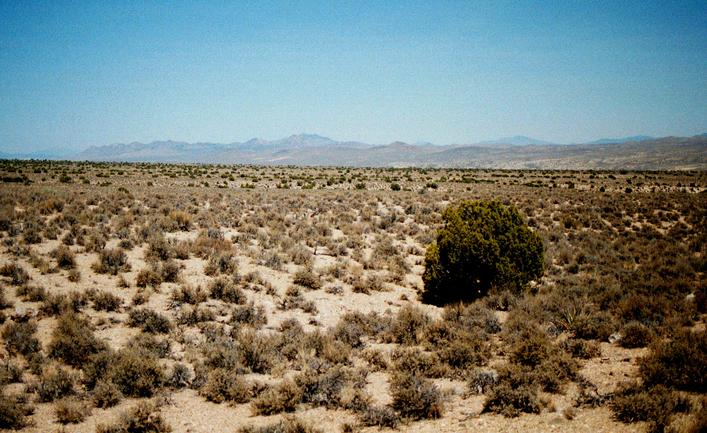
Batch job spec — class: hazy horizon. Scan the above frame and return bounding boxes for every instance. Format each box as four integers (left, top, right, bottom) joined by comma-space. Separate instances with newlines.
1, 1, 706, 153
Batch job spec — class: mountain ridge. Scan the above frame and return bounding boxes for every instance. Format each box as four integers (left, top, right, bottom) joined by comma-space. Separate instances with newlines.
2, 133, 706, 170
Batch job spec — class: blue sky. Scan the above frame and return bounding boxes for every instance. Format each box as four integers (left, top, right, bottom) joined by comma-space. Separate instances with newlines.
1, 0, 705, 153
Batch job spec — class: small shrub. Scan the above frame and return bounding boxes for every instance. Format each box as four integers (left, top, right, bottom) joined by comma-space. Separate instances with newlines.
231, 302, 267, 328
209, 277, 246, 304
0, 390, 33, 429
293, 268, 321, 290
205, 252, 238, 276
52, 245, 76, 269
238, 416, 322, 433
611, 383, 688, 432
483, 364, 541, 417
92, 290, 122, 312
640, 330, 706, 392
93, 380, 122, 408
620, 321, 653, 348
128, 333, 171, 358
128, 308, 172, 334
135, 267, 162, 288
37, 365, 75, 402
199, 368, 251, 404
389, 372, 443, 420
251, 380, 302, 415
171, 284, 207, 305
96, 401, 171, 433
390, 304, 430, 345
468, 368, 499, 394
483, 381, 541, 417
48, 312, 107, 367
359, 405, 400, 428
560, 338, 601, 359
167, 363, 192, 389
92, 248, 130, 275
55, 397, 90, 424
0, 263, 30, 286
110, 349, 165, 397
2, 320, 40, 356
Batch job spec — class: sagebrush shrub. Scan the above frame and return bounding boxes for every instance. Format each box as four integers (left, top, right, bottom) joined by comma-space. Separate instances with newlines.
54, 397, 90, 424
96, 401, 171, 433
92, 248, 130, 275
0, 390, 33, 429
128, 308, 172, 334
2, 320, 40, 356
640, 330, 706, 392
48, 312, 107, 367
199, 368, 251, 404
620, 321, 653, 348
389, 372, 443, 420
251, 380, 302, 415
37, 365, 75, 402
110, 349, 165, 397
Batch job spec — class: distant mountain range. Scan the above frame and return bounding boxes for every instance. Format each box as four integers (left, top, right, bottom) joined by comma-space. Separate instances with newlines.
1, 133, 706, 170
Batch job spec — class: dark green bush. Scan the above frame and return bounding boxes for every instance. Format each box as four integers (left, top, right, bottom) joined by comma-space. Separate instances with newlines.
422, 200, 544, 305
